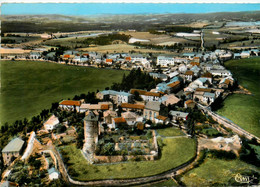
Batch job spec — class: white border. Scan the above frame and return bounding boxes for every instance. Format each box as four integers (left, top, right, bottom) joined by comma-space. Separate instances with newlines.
1, 0, 260, 3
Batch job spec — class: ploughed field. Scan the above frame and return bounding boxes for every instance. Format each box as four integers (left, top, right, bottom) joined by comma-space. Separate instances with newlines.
0, 60, 126, 126
217, 57, 260, 137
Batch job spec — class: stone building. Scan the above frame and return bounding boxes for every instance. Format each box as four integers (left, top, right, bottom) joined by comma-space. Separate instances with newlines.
2, 137, 24, 165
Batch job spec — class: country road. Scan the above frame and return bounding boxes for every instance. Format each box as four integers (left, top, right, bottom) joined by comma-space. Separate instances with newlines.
197, 103, 260, 143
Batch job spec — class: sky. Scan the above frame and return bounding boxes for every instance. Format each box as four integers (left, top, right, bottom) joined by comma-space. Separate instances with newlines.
1, 3, 260, 15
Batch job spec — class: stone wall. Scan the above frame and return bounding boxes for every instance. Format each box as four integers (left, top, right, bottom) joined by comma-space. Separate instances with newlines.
93, 130, 158, 164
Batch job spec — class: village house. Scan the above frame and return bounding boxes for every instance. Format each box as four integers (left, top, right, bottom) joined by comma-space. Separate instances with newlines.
184, 70, 194, 81
201, 72, 213, 84
190, 65, 201, 76
96, 90, 133, 104
149, 73, 168, 81
159, 94, 180, 106
193, 56, 201, 63
44, 114, 59, 131
120, 103, 145, 112
2, 138, 25, 166
79, 102, 112, 113
155, 115, 169, 124
209, 69, 232, 77
167, 81, 181, 93
240, 51, 251, 58
193, 88, 213, 103
121, 111, 138, 126
182, 52, 195, 60
202, 92, 216, 105
169, 111, 189, 121
112, 117, 127, 129
178, 64, 188, 73
105, 59, 113, 65
29, 52, 41, 59
218, 77, 234, 89
143, 101, 161, 122
73, 55, 89, 63
131, 54, 149, 65
130, 89, 162, 102
48, 167, 59, 180
156, 56, 175, 67
59, 100, 81, 112
103, 110, 117, 125
184, 100, 195, 108
168, 71, 179, 78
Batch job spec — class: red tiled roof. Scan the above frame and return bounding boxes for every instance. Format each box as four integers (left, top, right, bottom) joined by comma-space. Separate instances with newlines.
185, 71, 194, 76
185, 100, 194, 105
156, 115, 168, 121
121, 103, 145, 110
190, 62, 200, 66
194, 57, 200, 59
195, 88, 212, 92
113, 117, 126, 123
125, 56, 131, 61
224, 79, 231, 85
59, 100, 81, 106
167, 81, 180, 88
201, 72, 213, 78
130, 89, 161, 97
106, 59, 113, 63
137, 122, 144, 130
63, 54, 70, 58
101, 104, 109, 110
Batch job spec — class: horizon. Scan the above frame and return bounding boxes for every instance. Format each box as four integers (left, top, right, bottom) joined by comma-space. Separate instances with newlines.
2, 3, 260, 16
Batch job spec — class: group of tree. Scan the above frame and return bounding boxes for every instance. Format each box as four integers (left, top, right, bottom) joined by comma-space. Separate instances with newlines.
110, 68, 161, 92
78, 33, 131, 46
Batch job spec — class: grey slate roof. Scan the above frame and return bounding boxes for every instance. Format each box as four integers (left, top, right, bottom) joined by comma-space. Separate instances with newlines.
2, 137, 24, 153
48, 167, 59, 175
204, 92, 215, 98
145, 101, 161, 111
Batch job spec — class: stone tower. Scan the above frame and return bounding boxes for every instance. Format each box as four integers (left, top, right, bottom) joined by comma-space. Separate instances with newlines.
83, 111, 98, 158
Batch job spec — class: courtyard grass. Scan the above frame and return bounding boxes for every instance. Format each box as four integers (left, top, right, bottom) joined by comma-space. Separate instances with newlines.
59, 137, 196, 181
0, 60, 127, 125
156, 127, 185, 137
217, 57, 260, 137
181, 158, 260, 186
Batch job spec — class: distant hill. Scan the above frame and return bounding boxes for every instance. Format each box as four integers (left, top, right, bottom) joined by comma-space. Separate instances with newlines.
2, 11, 260, 33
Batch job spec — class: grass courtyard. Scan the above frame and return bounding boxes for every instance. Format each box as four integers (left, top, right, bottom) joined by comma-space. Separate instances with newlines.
0, 60, 127, 125
59, 137, 196, 181
156, 127, 185, 137
217, 57, 260, 137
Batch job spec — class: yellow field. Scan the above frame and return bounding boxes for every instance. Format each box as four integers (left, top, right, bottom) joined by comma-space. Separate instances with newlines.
77, 44, 174, 53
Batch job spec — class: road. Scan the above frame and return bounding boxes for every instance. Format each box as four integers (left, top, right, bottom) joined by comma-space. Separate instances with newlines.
197, 103, 260, 143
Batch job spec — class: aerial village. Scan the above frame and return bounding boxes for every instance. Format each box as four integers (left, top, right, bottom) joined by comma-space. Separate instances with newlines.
1, 30, 260, 185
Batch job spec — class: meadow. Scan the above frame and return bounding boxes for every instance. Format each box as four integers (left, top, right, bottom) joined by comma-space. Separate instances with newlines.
181, 158, 260, 186
217, 57, 260, 137
59, 137, 196, 181
0, 60, 127, 126
156, 127, 185, 137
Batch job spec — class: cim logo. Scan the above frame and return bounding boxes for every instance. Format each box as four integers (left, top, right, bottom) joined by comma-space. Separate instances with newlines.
235, 173, 258, 184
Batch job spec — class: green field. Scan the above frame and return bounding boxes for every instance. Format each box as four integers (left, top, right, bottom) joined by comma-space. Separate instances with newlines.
217, 57, 260, 137
60, 137, 196, 181
181, 158, 260, 186
0, 60, 127, 125
156, 127, 185, 137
